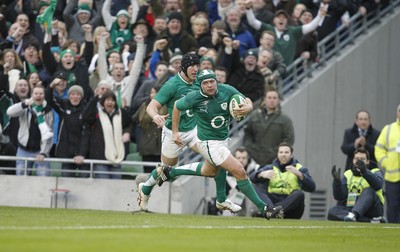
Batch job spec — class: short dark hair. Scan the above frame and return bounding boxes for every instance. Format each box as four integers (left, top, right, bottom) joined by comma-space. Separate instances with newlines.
265, 87, 280, 99
235, 146, 248, 154
354, 147, 370, 160
278, 142, 293, 153
355, 110, 370, 119
214, 66, 229, 79
100, 90, 117, 106
156, 60, 169, 69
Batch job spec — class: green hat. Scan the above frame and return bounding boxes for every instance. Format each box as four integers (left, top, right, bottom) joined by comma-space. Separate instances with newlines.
37, 1, 50, 12
200, 56, 215, 67
59, 49, 76, 60
77, 3, 92, 16
116, 9, 130, 20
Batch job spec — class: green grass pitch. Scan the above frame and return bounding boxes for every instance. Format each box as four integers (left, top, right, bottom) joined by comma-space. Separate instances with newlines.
1, 206, 399, 252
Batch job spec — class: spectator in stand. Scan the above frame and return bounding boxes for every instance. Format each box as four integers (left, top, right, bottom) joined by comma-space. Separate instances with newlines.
102, 0, 139, 50
46, 78, 88, 177
341, 110, 380, 171
131, 18, 157, 55
136, 0, 164, 27
26, 72, 42, 92
148, 35, 182, 79
301, 0, 351, 41
250, 142, 316, 219
1, 49, 23, 93
257, 49, 276, 89
199, 56, 215, 71
375, 104, 400, 223
46, 71, 69, 156
0, 22, 26, 56
347, 0, 382, 17
0, 124, 17, 175
0, 65, 14, 143
131, 61, 168, 114
244, 88, 294, 166
223, 40, 265, 102
254, 30, 286, 79
209, 20, 228, 53
152, 16, 168, 35
246, 0, 274, 25
5, 79, 31, 149
131, 86, 167, 173
208, 0, 235, 24
158, 11, 198, 54
328, 148, 385, 222
97, 33, 146, 108
15, 13, 40, 46
214, 66, 228, 84
21, 41, 52, 87
63, 0, 104, 45
225, 7, 257, 57
42, 25, 94, 100
88, 26, 113, 76
7, 85, 53, 176
190, 13, 212, 49
52, 20, 69, 50
295, 8, 319, 63
245, 1, 326, 66
80, 89, 130, 179
291, 3, 307, 25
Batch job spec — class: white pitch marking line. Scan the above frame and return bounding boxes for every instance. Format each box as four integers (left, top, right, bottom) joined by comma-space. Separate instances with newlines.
0, 225, 399, 231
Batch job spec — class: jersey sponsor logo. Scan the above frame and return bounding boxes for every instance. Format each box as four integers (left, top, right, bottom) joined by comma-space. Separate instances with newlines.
210, 116, 227, 129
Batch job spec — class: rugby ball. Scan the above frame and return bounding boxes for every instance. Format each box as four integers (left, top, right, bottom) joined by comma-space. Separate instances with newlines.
229, 94, 247, 121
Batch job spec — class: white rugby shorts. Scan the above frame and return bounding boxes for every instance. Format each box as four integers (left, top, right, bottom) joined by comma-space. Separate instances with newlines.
196, 139, 230, 166
161, 126, 198, 158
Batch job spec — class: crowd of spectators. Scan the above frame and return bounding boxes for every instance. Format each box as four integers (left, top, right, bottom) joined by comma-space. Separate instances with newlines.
0, 0, 387, 174
0, 0, 396, 223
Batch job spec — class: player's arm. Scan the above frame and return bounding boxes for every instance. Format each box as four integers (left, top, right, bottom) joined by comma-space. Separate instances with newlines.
146, 99, 168, 128
172, 101, 183, 146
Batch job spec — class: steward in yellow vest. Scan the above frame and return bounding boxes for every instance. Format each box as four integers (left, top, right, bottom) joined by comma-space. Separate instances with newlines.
249, 142, 316, 219
375, 109, 400, 223
327, 147, 385, 222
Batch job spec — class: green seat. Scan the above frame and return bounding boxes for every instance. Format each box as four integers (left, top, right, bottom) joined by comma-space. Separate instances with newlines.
122, 153, 144, 179
50, 162, 62, 177
129, 142, 137, 154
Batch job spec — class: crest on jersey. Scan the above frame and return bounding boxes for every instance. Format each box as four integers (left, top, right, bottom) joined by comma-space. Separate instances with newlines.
221, 102, 227, 110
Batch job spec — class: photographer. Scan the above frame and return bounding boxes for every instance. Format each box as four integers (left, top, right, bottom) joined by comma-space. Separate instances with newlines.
327, 147, 386, 223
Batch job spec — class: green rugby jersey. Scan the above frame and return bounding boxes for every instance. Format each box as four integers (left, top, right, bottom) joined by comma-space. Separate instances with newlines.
176, 84, 241, 141
154, 73, 198, 132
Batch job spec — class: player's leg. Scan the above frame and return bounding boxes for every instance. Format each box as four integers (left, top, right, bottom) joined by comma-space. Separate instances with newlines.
195, 140, 241, 213
138, 128, 182, 211
217, 147, 283, 219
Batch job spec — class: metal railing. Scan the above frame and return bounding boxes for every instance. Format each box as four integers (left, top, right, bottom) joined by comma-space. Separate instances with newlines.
179, 1, 400, 164
0, 155, 158, 178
